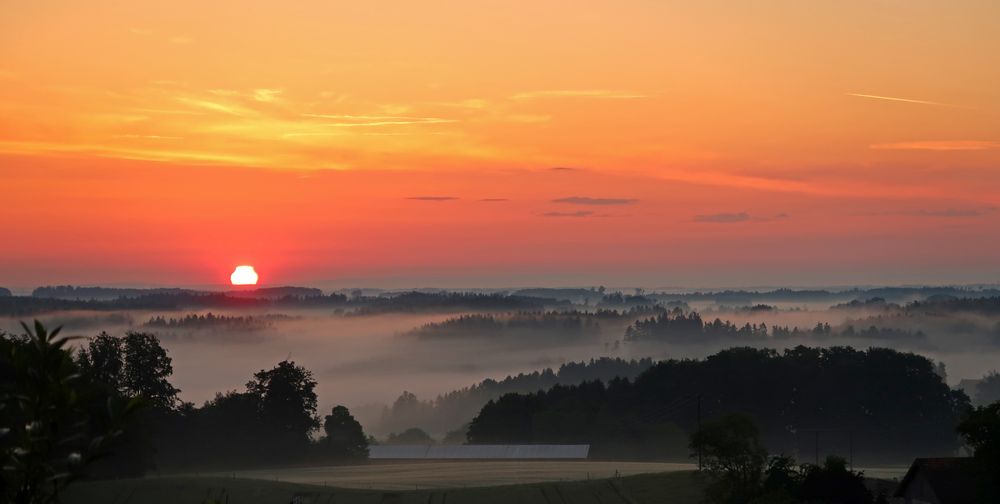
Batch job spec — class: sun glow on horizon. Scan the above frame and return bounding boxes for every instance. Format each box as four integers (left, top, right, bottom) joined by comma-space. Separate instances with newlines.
230, 265, 259, 286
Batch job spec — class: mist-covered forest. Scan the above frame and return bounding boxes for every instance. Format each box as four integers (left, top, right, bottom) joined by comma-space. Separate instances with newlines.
3, 284, 1000, 445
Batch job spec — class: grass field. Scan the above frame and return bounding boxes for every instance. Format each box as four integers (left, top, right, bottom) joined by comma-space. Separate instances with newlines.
195, 461, 697, 490
64, 469, 707, 504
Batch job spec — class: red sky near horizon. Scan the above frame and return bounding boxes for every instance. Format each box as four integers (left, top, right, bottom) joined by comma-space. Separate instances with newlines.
2, 1, 999, 289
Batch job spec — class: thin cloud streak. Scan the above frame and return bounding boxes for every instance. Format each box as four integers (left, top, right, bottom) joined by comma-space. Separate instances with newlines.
541, 211, 593, 217
848, 93, 972, 109
870, 141, 999, 151
552, 196, 638, 205
511, 90, 648, 100
694, 212, 750, 223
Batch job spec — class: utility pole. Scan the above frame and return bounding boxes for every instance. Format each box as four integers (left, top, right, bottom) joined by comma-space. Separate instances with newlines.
697, 394, 702, 471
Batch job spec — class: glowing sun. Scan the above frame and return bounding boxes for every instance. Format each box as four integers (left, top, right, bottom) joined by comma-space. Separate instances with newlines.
230, 265, 259, 285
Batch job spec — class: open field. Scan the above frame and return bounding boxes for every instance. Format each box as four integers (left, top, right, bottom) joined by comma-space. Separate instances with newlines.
64, 471, 707, 504
185, 460, 907, 490
194, 461, 696, 490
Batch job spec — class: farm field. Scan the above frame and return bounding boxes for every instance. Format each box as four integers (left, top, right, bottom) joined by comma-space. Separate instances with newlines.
195, 460, 696, 490
64, 470, 707, 504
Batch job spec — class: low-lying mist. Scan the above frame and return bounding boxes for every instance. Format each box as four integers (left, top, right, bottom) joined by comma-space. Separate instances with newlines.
4, 290, 1000, 437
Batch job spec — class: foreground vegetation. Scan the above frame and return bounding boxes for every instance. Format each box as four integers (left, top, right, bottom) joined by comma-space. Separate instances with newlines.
4, 320, 1000, 503
470, 346, 968, 461
64, 471, 706, 504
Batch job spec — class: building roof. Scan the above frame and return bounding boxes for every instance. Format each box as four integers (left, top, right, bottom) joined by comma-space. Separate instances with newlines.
894, 457, 978, 504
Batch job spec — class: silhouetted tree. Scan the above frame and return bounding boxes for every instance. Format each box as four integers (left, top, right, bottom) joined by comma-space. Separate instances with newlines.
75, 332, 123, 387
798, 456, 871, 504
76, 331, 179, 410
957, 401, 1000, 501
122, 332, 179, 410
246, 360, 319, 450
322, 406, 368, 459
690, 414, 767, 504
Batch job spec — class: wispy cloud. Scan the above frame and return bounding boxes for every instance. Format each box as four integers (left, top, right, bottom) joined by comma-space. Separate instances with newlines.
541, 211, 593, 217
112, 134, 183, 140
511, 90, 648, 100
552, 196, 638, 205
694, 212, 750, 223
869, 140, 999, 151
407, 196, 459, 201
168, 35, 194, 45
847, 93, 971, 109
549, 166, 581, 172
480, 198, 508, 202
859, 207, 997, 218
176, 97, 252, 116
207, 89, 240, 97
253, 89, 282, 102
917, 208, 995, 218
425, 99, 489, 109
302, 113, 457, 127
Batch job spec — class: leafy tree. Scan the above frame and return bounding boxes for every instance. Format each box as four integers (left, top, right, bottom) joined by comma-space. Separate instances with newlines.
690, 414, 767, 504
0, 322, 140, 504
798, 456, 871, 504
75, 332, 123, 387
122, 332, 179, 410
956, 401, 1000, 501
246, 360, 319, 448
322, 406, 368, 459
76, 331, 179, 411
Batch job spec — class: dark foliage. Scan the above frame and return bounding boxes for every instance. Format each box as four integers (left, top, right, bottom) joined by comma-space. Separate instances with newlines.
469, 346, 967, 463
376, 357, 654, 436
956, 401, 1000, 501
144, 313, 291, 331
0, 322, 141, 503
322, 406, 369, 459
625, 309, 924, 344
691, 414, 767, 504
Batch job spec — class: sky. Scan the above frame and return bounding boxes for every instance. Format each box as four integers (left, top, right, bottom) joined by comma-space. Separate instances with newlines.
1, 0, 999, 289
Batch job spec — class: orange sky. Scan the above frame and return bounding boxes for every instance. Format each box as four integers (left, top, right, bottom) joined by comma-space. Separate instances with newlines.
2, 0, 999, 289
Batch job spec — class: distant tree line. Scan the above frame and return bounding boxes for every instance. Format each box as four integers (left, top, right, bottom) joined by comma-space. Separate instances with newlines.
143, 313, 293, 331
405, 312, 602, 343
344, 292, 562, 316
375, 357, 655, 436
31, 285, 324, 300
0, 290, 567, 317
624, 309, 924, 344
468, 346, 969, 463
834, 294, 1000, 317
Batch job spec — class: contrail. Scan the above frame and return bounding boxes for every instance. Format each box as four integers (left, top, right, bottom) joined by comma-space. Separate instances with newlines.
847, 93, 972, 109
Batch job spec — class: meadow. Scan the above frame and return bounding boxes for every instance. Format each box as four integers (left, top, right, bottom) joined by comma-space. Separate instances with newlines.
195, 461, 693, 489
64, 468, 707, 504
